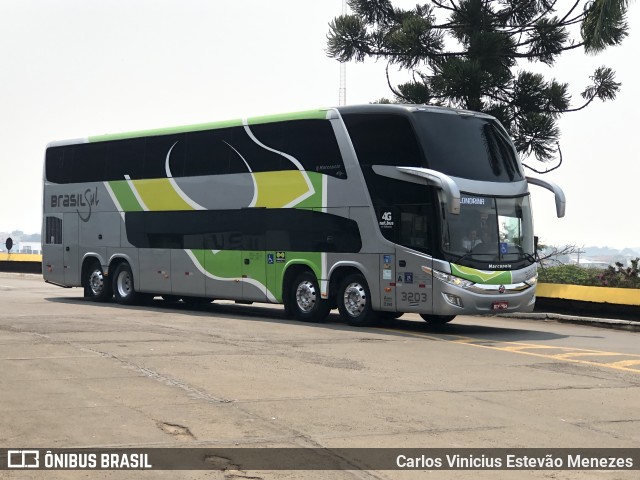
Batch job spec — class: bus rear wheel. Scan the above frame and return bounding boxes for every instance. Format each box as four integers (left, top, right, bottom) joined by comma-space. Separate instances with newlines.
337, 274, 377, 327
85, 261, 112, 302
112, 262, 142, 305
290, 271, 330, 323
420, 314, 456, 324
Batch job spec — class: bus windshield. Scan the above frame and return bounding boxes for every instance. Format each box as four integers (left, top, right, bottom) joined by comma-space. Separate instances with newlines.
442, 194, 534, 264
412, 111, 523, 182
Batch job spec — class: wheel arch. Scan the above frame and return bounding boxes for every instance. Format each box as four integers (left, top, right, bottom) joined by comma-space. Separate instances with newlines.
107, 254, 134, 277
80, 254, 106, 289
326, 261, 373, 308
282, 262, 316, 307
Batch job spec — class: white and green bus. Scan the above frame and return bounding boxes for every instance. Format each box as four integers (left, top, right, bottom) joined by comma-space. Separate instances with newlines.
42, 105, 565, 325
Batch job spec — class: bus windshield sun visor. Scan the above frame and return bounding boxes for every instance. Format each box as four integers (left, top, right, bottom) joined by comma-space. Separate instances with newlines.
371, 165, 461, 215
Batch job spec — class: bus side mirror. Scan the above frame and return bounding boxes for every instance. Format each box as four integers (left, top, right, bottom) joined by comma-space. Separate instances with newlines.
371, 166, 461, 215
526, 176, 566, 218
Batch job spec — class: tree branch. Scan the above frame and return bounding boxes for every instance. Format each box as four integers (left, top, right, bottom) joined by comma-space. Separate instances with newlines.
522, 142, 563, 173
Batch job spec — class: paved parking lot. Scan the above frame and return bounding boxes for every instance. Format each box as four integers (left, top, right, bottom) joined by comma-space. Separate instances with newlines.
1, 273, 639, 479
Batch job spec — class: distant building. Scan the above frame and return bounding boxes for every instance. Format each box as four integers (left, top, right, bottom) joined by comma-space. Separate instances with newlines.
0, 237, 41, 254
568, 256, 611, 269
16, 241, 42, 254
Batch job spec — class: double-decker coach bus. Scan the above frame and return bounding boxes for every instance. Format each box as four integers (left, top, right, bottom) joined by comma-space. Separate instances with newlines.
43, 105, 565, 326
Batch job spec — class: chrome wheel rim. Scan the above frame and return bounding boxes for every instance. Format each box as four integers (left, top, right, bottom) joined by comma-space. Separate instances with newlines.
343, 282, 367, 317
295, 280, 317, 313
89, 269, 104, 296
116, 270, 133, 298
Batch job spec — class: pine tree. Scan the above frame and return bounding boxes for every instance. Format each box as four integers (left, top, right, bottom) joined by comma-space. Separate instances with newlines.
327, 0, 631, 171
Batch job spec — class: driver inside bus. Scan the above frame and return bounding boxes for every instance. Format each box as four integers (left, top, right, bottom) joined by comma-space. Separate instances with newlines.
462, 229, 482, 252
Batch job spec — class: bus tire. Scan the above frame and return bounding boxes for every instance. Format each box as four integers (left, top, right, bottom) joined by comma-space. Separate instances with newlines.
112, 262, 141, 305
420, 314, 456, 324
85, 261, 112, 302
290, 271, 330, 323
337, 274, 377, 327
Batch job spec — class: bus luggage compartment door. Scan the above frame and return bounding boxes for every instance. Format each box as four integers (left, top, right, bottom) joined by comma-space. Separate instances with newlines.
139, 249, 172, 294
395, 252, 433, 313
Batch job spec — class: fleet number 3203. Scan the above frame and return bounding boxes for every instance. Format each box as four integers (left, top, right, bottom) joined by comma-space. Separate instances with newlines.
401, 292, 428, 303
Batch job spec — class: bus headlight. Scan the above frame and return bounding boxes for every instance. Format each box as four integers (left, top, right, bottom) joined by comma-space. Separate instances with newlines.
525, 273, 538, 286
432, 269, 475, 289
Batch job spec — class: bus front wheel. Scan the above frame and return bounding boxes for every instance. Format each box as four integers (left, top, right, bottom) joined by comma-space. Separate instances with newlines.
337, 274, 377, 327
85, 261, 112, 302
290, 271, 330, 323
113, 263, 141, 305
420, 314, 456, 324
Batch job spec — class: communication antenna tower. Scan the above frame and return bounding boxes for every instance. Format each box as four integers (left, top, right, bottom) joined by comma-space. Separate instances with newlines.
338, 0, 347, 106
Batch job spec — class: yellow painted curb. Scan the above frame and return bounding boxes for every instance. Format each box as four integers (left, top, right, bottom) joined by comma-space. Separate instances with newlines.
538, 283, 640, 306
0, 253, 42, 262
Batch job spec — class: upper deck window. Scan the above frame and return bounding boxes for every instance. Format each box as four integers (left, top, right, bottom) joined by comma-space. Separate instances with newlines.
342, 114, 422, 167
45, 120, 346, 184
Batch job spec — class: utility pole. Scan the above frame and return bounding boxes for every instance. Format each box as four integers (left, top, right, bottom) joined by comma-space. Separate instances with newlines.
338, 0, 347, 106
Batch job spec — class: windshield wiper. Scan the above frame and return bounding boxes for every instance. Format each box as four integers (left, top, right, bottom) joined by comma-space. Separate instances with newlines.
449, 249, 493, 265
511, 244, 536, 264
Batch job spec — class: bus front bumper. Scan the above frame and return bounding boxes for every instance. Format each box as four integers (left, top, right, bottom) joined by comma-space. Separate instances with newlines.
432, 279, 536, 316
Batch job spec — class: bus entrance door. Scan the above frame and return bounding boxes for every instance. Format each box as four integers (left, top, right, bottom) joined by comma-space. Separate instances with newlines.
62, 213, 80, 286
43, 214, 64, 285
242, 251, 267, 302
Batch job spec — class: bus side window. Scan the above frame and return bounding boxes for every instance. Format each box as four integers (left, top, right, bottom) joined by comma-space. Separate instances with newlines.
185, 129, 234, 176
342, 114, 422, 168
145, 134, 185, 179
107, 138, 145, 181
250, 120, 346, 178
45, 217, 62, 244
73, 143, 109, 182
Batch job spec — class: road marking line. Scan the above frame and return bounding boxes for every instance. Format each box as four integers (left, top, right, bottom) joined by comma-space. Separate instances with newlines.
605, 360, 640, 369
552, 352, 629, 359
376, 328, 640, 374
499, 345, 560, 352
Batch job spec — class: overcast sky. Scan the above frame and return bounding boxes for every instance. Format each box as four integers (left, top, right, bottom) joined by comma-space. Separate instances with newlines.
0, 1, 638, 249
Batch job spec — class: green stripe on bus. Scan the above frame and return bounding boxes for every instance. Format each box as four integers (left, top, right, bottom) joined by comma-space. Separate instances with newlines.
90, 119, 243, 142
246, 109, 329, 125
108, 181, 143, 212
88, 110, 329, 143
451, 264, 513, 285
295, 172, 324, 209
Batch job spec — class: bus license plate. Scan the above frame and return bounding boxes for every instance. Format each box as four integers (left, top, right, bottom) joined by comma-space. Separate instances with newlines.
492, 301, 509, 310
